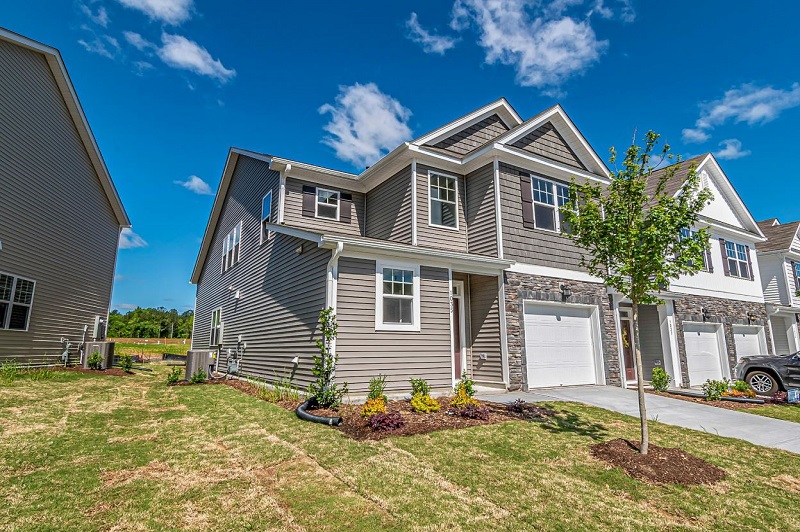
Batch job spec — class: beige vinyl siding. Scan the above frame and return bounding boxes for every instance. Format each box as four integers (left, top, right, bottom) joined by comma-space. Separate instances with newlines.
335, 258, 452, 393
194, 155, 329, 390
465, 163, 498, 257
468, 274, 503, 384
428, 114, 509, 156
0, 39, 120, 361
365, 165, 412, 243
416, 163, 468, 252
498, 162, 586, 270
510, 122, 586, 170
283, 177, 365, 235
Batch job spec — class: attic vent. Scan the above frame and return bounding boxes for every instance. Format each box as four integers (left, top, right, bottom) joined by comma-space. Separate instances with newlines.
700, 170, 709, 190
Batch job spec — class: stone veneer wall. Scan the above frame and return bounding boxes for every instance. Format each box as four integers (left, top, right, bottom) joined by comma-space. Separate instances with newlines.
503, 272, 621, 390
672, 294, 772, 387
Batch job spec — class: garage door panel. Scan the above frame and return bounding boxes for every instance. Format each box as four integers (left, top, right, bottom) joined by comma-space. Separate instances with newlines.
683, 322, 724, 385
733, 325, 764, 356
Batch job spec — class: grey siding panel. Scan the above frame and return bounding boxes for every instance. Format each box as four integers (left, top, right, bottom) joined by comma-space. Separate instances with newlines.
511, 122, 586, 170
416, 163, 468, 252
499, 162, 586, 271
336, 258, 452, 393
639, 305, 664, 379
283, 177, 365, 235
193, 155, 329, 390
365, 166, 412, 243
469, 274, 503, 383
428, 114, 510, 156
465, 163, 498, 257
0, 40, 120, 361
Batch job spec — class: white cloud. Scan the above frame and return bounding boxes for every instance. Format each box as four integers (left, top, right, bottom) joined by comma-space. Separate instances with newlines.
77, 34, 120, 59
174, 175, 214, 195
588, 0, 635, 22
119, 228, 147, 249
683, 82, 800, 143
133, 60, 154, 75
449, 0, 608, 94
114, 303, 139, 311
123, 31, 155, 51
406, 12, 459, 55
80, 3, 110, 27
157, 33, 236, 82
319, 83, 413, 168
116, 0, 193, 25
715, 139, 751, 160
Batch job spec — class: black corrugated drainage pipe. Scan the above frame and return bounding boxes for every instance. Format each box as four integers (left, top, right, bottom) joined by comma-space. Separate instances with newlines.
296, 397, 342, 426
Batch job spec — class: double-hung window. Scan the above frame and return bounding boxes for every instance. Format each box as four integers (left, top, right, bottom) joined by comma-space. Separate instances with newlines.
210, 308, 222, 346
221, 222, 242, 273
375, 262, 420, 331
725, 241, 750, 279
680, 228, 709, 271
531, 176, 571, 232
0, 273, 35, 331
793, 262, 800, 292
316, 188, 340, 220
429, 172, 458, 228
261, 191, 272, 243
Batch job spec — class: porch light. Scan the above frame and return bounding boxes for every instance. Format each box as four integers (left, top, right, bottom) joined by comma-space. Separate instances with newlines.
560, 284, 572, 300
747, 312, 756, 325
701, 308, 710, 322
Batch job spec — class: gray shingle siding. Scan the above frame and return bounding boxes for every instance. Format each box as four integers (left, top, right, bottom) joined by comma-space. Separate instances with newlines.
416, 163, 468, 252
283, 177, 365, 235
428, 114, 509, 156
510, 122, 586, 170
465, 163, 498, 257
365, 165, 412, 243
0, 39, 120, 361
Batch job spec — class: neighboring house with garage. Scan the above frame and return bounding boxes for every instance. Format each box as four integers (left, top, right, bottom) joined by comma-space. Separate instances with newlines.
613, 154, 770, 389
0, 28, 130, 363
755, 218, 800, 355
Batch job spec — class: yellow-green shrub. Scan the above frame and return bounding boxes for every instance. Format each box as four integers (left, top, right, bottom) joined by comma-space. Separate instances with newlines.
450, 387, 479, 409
410, 393, 440, 413
361, 397, 386, 418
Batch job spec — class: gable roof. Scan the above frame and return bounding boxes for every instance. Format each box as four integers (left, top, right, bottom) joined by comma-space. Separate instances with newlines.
756, 219, 800, 253
0, 27, 130, 227
412, 98, 523, 147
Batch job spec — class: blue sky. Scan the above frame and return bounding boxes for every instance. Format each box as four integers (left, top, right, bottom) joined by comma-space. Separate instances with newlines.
2, 1, 800, 313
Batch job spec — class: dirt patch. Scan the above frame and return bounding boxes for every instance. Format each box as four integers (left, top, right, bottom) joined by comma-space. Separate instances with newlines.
769, 474, 800, 494
590, 438, 726, 485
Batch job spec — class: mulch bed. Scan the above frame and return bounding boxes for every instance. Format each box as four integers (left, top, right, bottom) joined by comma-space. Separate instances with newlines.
590, 439, 726, 485
648, 391, 791, 411
55, 366, 129, 377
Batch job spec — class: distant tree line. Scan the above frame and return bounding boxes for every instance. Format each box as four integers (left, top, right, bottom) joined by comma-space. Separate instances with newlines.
108, 307, 193, 339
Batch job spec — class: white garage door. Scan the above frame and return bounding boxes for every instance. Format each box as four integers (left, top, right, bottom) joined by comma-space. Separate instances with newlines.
732, 325, 765, 356
524, 303, 597, 388
683, 322, 725, 385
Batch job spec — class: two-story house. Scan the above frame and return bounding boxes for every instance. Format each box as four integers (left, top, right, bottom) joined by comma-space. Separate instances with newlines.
613, 155, 770, 389
756, 219, 800, 355
190, 99, 622, 393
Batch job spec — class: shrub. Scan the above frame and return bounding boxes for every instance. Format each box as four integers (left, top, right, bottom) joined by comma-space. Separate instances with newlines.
409, 377, 431, 397
453, 371, 476, 398
361, 397, 387, 418
166, 366, 182, 385
257, 375, 302, 403
368, 374, 388, 403
702, 378, 730, 401
450, 386, 479, 409
771, 391, 788, 404
190, 368, 207, 384
118, 354, 133, 373
650, 367, 671, 392
457, 403, 490, 420
366, 412, 405, 432
410, 393, 440, 413
87, 351, 103, 370
309, 308, 348, 408
0, 362, 21, 381
732, 380, 751, 394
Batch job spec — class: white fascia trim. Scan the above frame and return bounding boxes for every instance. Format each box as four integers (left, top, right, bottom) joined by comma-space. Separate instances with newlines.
409, 144, 464, 165
268, 154, 357, 180
493, 157, 504, 259
412, 99, 523, 147
766, 304, 800, 316
493, 145, 611, 185
703, 219, 767, 243
698, 156, 765, 239
508, 263, 603, 283
374, 259, 421, 332
411, 159, 418, 245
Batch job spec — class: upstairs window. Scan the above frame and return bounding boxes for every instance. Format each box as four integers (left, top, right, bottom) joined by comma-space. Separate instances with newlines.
0, 273, 35, 331
680, 228, 710, 271
429, 172, 458, 228
531, 176, 571, 232
261, 191, 272, 244
725, 241, 750, 279
210, 308, 222, 346
316, 188, 340, 220
221, 222, 242, 273
793, 262, 800, 293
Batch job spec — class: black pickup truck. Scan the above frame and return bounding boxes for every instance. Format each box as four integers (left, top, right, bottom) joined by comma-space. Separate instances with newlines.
734, 352, 800, 395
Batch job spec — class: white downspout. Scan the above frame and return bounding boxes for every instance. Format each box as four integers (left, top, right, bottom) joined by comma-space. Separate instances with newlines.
326, 241, 343, 365
493, 156, 504, 259
411, 159, 418, 245
278, 164, 290, 224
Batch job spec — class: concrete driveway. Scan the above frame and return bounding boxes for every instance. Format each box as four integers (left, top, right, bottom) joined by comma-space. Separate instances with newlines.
477, 385, 800, 454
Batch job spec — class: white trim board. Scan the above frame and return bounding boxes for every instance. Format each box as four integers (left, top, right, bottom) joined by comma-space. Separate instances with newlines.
508, 263, 603, 284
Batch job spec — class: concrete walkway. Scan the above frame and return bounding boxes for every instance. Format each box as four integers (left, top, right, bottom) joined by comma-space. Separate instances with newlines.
477, 386, 800, 454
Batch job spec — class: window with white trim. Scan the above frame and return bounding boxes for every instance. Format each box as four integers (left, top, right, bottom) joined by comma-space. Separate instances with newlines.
429, 172, 457, 228
532, 176, 571, 232
221, 222, 242, 273
680, 228, 709, 271
725, 241, 749, 279
0, 273, 35, 331
315, 188, 340, 220
261, 191, 272, 243
793, 262, 800, 291
375, 262, 420, 331
210, 308, 222, 346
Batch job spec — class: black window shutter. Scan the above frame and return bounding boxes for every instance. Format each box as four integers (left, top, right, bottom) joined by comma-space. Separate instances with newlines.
706, 249, 714, 273
719, 238, 730, 276
520, 173, 534, 229
745, 245, 755, 281
340, 193, 352, 224
302, 185, 316, 217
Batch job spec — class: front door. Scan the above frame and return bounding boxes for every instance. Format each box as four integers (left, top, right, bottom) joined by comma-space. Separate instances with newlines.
452, 281, 466, 381
621, 318, 636, 382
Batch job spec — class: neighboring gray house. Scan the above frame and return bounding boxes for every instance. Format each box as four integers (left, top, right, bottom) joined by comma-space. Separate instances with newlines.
755, 219, 800, 354
0, 28, 130, 363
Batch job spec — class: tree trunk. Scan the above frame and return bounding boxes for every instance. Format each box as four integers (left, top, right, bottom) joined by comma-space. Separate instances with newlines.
631, 301, 649, 455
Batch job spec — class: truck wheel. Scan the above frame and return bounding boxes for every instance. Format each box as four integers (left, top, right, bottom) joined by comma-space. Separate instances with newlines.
746, 371, 779, 396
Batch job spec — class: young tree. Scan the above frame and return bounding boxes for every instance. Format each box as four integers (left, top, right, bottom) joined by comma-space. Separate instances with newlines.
561, 131, 712, 454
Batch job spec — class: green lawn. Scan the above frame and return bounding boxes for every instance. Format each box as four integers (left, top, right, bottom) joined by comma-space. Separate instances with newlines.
740, 403, 800, 423
113, 342, 189, 358
1, 365, 799, 531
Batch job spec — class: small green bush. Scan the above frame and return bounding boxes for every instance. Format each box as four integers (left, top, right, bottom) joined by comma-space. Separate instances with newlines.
410, 393, 440, 413
453, 371, 476, 398
650, 367, 671, 392
118, 354, 133, 373
732, 380, 751, 393
0, 362, 21, 381
256, 376, 302, 403
409, 377, 431, 397
450, 387, 479, 409
189, 368, 207, 384
87, 351, 103, 370
368, 374, 388, 403
702, 378, 730, 401
166, 366, 182, 385
361, 397, 387, 418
